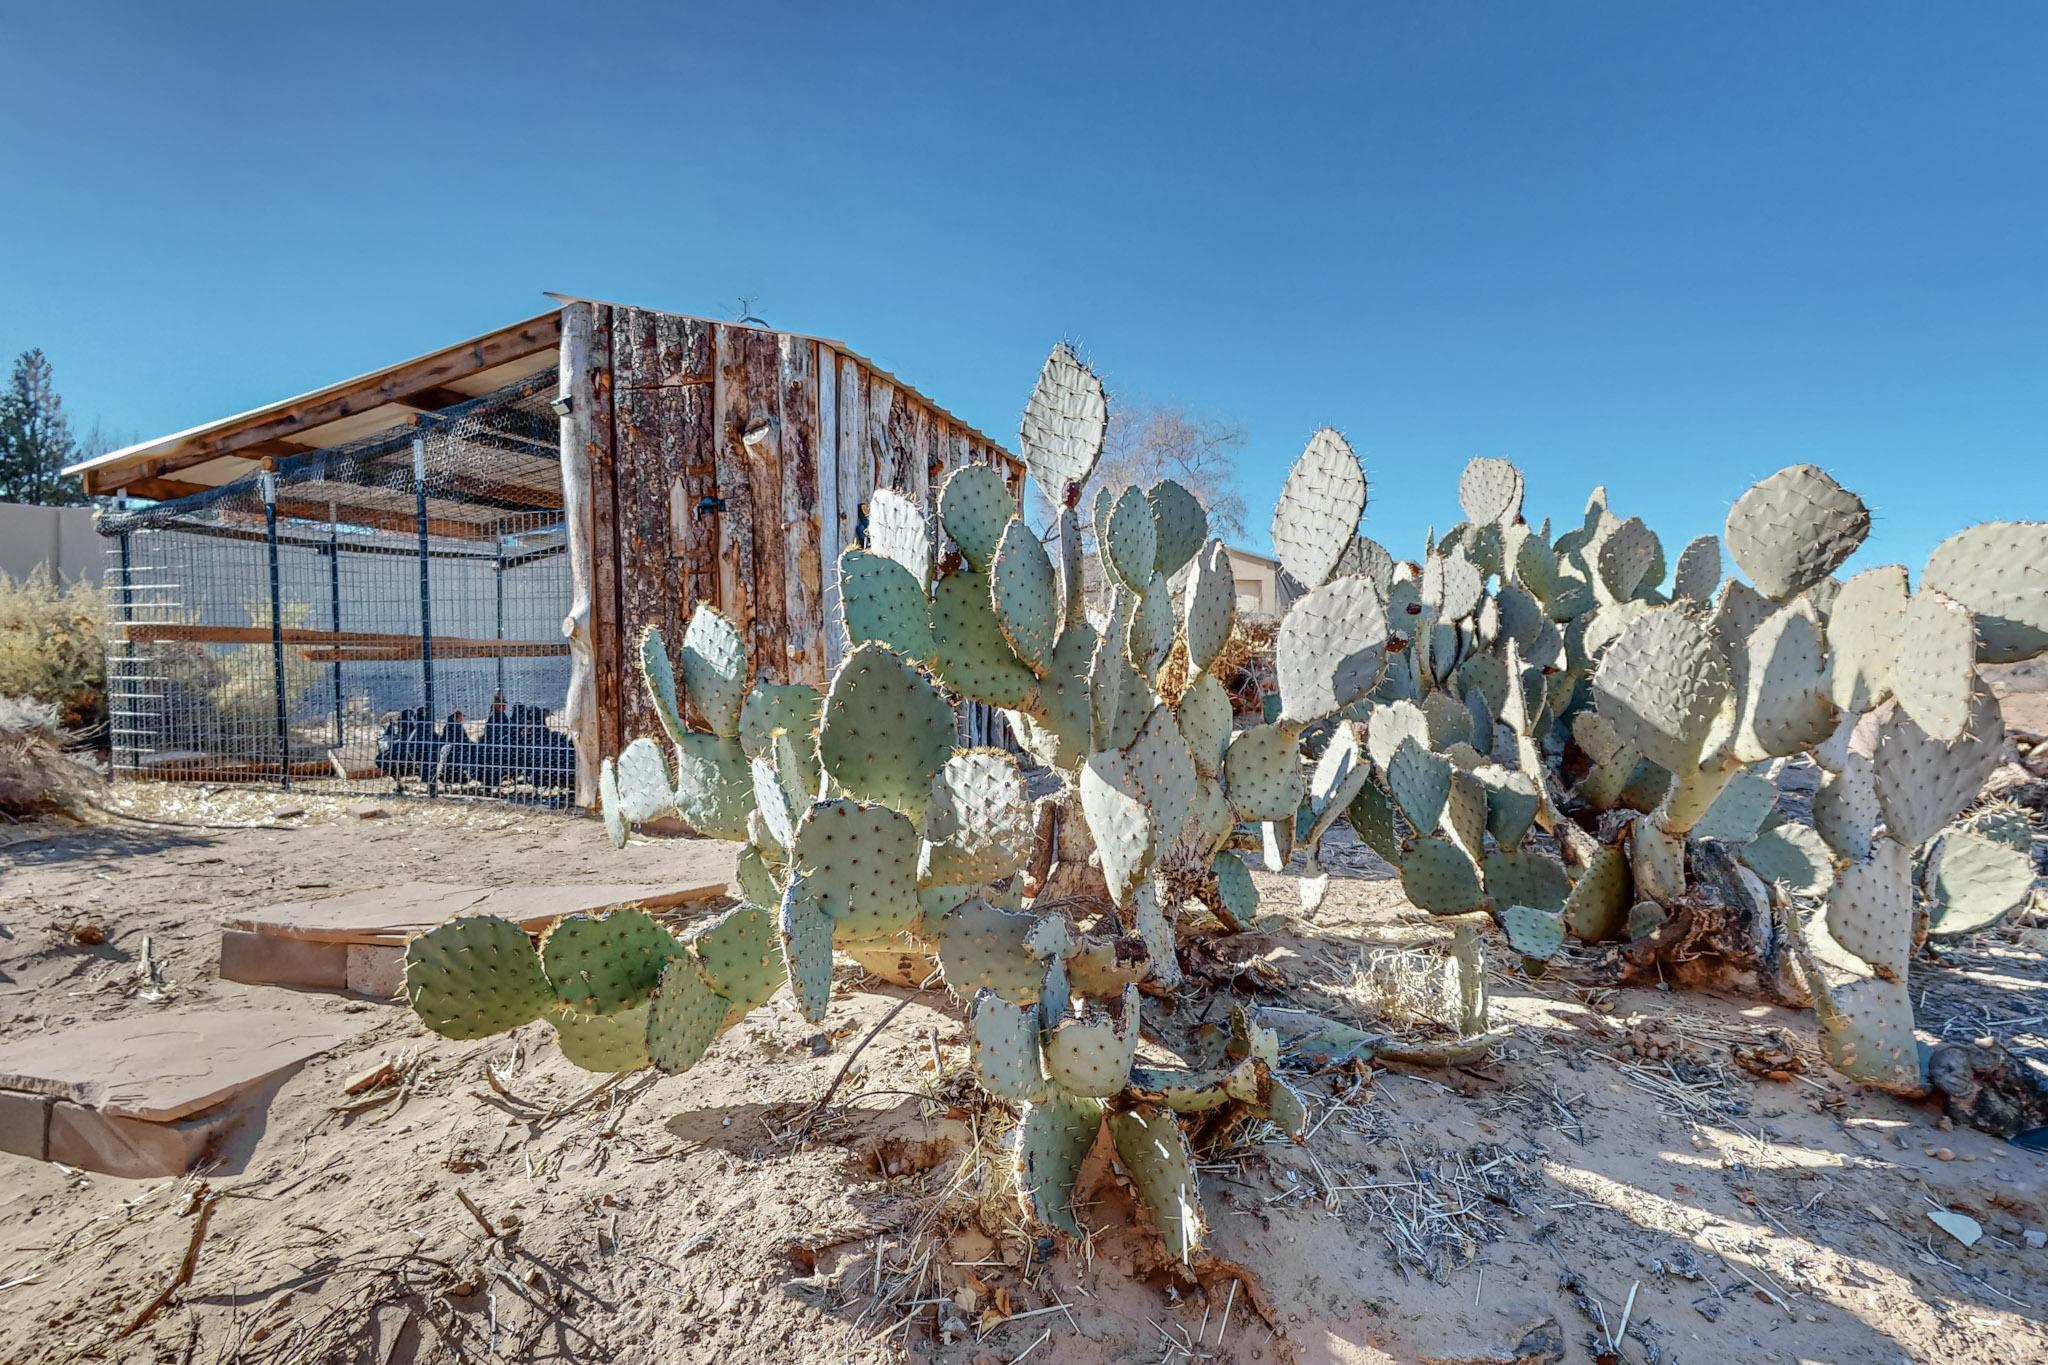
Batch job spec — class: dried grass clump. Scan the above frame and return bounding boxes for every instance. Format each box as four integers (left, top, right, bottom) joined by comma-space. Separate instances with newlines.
0, 567, 105, 732
0, 695, 100, 818
1155, 614, 1276, 710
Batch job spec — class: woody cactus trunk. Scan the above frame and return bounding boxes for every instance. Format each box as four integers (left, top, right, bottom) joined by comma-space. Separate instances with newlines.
400, 344, 1492, 1265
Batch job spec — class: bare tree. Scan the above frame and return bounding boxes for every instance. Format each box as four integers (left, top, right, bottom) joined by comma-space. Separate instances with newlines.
1088, 401, 1249, 541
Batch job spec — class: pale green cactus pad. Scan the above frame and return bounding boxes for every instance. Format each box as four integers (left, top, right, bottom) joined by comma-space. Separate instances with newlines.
738, 681, 821, 760
1921, 520, 2048, 664
1126, 571, 1176, 681
553, 1005, 651, 1073
1502, 905, 1566, 961
1017, 341, 1107, 494
1080, 748, 1157, 906
921, 748, 1034, 885
1425, 546, 1486, 620
790, 798, 920, 942
681, 605, 749, 738
1823, 837, 1914, 982
1304, 722, 1371, 847
405, 914, 554, 1041
1014, 1089, 1105, 1238
1483, 849, 1573, 912
646, 954, 728, 1073
1672, 535, 1720, 602
1814, 753, 1881, 862
1104, 484, 1158, 590
1223, 723, 1304, 823
1824, 565, 1908, 712
970, 988, 1048, 1105
1402, 837, 1487, 914
777, 882, 834, 1024
1872, 683, 2005, 848
990, 516, 1060, 670
1126, 704, 1199, 851
1019, 620, 1097, 772
866, 487, 933, 588
818, 643, 953, 816
1562, 844, 1631, 941
610, 736, 673, 825
686, 904, 782, 1018
1589, 603, 1730, 775
1089, 599, 1150, 752
1129, 881, 1182, 988
1272, 427, 1367, 590
931, 568, 1041, 709
750, 751, 797, 852
1475, 765, 1540, 848
735, 841, 781, 909
1183, 540, 1235, 673
1387, 738, 1453, 833
1892, 588, 1979, 744
1739, 822, 1836, 898
639, 625, 686, 744
670, 733, 753, 841
1043, 985, 1141, 1096
1725, 605, 1835, 763
1106, 1106, 1206, 1262
937, 462, 1018, 572
1210, 851, 1260, 926
839, 548, 934, 662
1147, 479, 1209, 578
1458, 456, 1523, 526
1345, 778, 1403, 867
1691, 769, 1778, 844
1927, 824, 2037, 937
935, 898, 1043, 1006
1724, 464, 1869, 601
1175, 672, 1233, 779
538, 907, 682, 1016
1276, 576, 1389, 723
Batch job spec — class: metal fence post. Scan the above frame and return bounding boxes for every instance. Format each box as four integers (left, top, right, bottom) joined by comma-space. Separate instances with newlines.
327, 506, 344, 749
261, 469, 290, 789
414, 435, 437, 797
494, 532, 507, 696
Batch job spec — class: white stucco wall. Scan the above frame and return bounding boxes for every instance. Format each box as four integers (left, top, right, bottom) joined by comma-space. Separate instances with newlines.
0, 502, 99, 584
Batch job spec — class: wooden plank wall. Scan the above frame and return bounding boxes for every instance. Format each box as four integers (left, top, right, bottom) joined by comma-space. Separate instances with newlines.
585, 305, 1019, 765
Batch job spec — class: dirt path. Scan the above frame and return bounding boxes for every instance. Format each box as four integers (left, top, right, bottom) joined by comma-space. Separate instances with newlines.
1, 792, 2044, 1363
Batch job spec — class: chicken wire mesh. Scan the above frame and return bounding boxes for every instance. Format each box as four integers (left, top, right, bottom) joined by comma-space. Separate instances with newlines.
98, 371, 577, 806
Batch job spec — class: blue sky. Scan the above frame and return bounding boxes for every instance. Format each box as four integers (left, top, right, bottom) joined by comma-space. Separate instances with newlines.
2, 3, 2042, 572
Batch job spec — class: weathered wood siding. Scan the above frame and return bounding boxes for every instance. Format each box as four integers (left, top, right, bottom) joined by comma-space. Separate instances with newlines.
581, 305, 1019, 761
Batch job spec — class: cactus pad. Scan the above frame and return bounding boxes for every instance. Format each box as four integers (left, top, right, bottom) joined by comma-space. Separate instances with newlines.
686, 904, 782, 1018
681, 605, 748, 738
1175, 673, 1233, 779
937, 463, 1017, 571
1691, 769, 1778, 844
1501, 905, 1565, 961
985, 517, 1060, 671
1272, 427, 1367, 590
1103, 484, 1158, 589
1345, 777, 1403, 867
818, 643, 953, 816
1044, 985, 1141, 1096
404, 914, 554, 1040
1590, 603, 1730, 775
777, 882, 834, 1024
1126, 571, 1176, 681
1080, 748, 1157, 906
866, 487, 933, 588
1475, 765, 1540, 847
839, 548, 934, 662
935, 898, 1043, 1005
1824, 565, 1908, 712
1014, 1089, 1104, 1238
1147, 479, 1209, 578
921, 748, 1034, 885
931, 568, 1041, 709
1872, 682, 2004, 848
1223, 723, 1303, 823
611, 737, 673, 824
1018, 341, 1107, 494
1562, 844, 1631, 941
1458, 456, 1524, 526
553, 1005, 651, 1073
645, 954, 728, 1072
539, 907, 683, 1016
638, 625, 686, 744
1401, 837, 1487, 914
1183, 539, 1235, 672
1893, 588, 1979, 743
1387, 738, 1452, 833
1824, 836, 1913, 981
1739, 822, 1835, 897
1724, 464, 1869, 600
670, 733, 753, 841
970, 988, 1048, 1104
1483, 849, 1572, 912
1276, 576, 1389, 723
738, 680, 821, 759
1922, 520, 2048, 664
1126, 704, 1199, 849
790, 798, 920, 942
1672, 535, 1721, 602
1927, 825, 2037, 937
1106, 1106, 1206, 1262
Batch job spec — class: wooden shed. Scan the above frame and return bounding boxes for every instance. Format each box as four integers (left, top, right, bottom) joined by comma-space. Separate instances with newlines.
72, 298, 1021, 806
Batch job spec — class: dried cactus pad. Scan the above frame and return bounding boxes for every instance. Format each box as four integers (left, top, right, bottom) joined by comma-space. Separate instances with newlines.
681, 604, 749, 738
1272, 427, 1368, 590
1014, 1089, 1104, 1238
1017, 341, 1107, 494
1277, 576, 1389, 723
405, 915, 553, 1041
989, 517, 1060, 671
938, 462, 1017, 572
790, 798, 920, 942
818, 643, 953, 817
1922, 521, 2048, 664
638, 624, 686, 744
539, 907, 683, 1016
645, 955, 728, 1073
1106, 1106, 1206, 1262
1458, 456, 1524, 526
552, 1005, 650, 1073
1724, 464, 1869, 600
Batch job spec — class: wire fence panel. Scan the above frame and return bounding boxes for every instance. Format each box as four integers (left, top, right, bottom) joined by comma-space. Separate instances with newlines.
100, 372, 576, 807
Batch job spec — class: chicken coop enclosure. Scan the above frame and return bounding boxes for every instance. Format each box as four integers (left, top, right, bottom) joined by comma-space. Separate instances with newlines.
99, 376, 578, 804
75, 299, 1021, 812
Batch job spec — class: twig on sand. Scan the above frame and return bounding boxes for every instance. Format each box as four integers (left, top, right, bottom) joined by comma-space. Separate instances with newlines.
455, 1188, 501, 1241
803, 993, 917, 1130
117, 1189, 219, 1339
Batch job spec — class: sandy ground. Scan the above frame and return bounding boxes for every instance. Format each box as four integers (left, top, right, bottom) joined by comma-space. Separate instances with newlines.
1, 784, 2046, 1364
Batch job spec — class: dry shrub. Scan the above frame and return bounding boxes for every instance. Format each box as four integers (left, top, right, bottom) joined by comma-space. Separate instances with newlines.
0, 695, 100, 818
0, 567, 105, 733
1155, 613, 1276, 712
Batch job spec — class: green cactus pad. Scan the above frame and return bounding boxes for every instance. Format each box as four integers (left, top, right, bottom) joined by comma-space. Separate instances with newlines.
686, 903, 782, 1018
1589, 603, 1730, 775
1922, 520, 2048, 664
552, 1005, 651, 1073
1728, 605, 1837, 763
1025, 620, 1097, 771
937, 462, 1017, 572
1272, 427, 1367, 590
638, 624, 686, 744
1813, 754, 1880, 862
1441, 765, 1489, 864
738, 680, 821, 759
610, 736, 673, 824
1562, 844, 1631, 941
538, 907, 683, 1016
1626, 901, 1669, 942
1475, 765, 1540, 848
935, 897, 1043, 1005
1739, 822, 1835, 897
597, 757, 627, 849
1872, 682, 2005, 848
1893, 589, 1979, 744
1824, 565, 1908, 712
866, 487, 933, 588
818, 643, 953, 817
1175, 673, 1233, 779
1182, 539, 1235, 673
839, 548, 934, 662
921, 748, 1034, 885
1106, 1106, 1206, 1262
404, 914, 553, 1041
1424, 548, 1486, 620
1014, 1089, 1104, 1238
1483, 849, 1572, 911
1018, 342, 1107, 494
1502, 904, 1566, 961
1304, 722, 1371, 846
1672, 535, 1721, 602
1402, 837, 1487, 914
1080, 749, 1157, 906
1276, 576, 1389, 724
735, 840, 782, 909
1223, 723, 1303, 823
1147, 479, 1209, 578
1101, 484, 1158, 590
750, 751, 796, 852
987, 517, 1060, 671
1345, 778, 1403, 867
1595, 516, 1659, 602
1340, 533, 1399, 599
1823, 836, 1914, 980
1128, 881, 1182, 989
680, 605, 748, 738
777, 882, 834, 1024
1365, 699, 1429, 773
670, 732, 753, 841
1088, 599, 1149, 752
1044, 984, 1141, 1096
1456, 456, 1523, 526
1927, 827, 2036, 937
1387, 738, 1452, 834
645, 954, 728, 1073
970, 988, 1048, 1105
1794, 908, 1925, 1096
789, 798, 920, 943
931, 568, 1041, 709
1205, 850, 1259, 927
1691, 769, 1778, 844
1724, 464, 1870, 601
1122, 571, 1172, 682
1127, 704, 1199, 850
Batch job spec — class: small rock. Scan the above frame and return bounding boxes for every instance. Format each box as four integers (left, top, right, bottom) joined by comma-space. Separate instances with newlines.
1934, 1147, 1956, 1161
1928, 1208, 1982, 1247
271, 806, 306, 820
2025, 1228, 2047, 1250
349, 804, 388, 820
